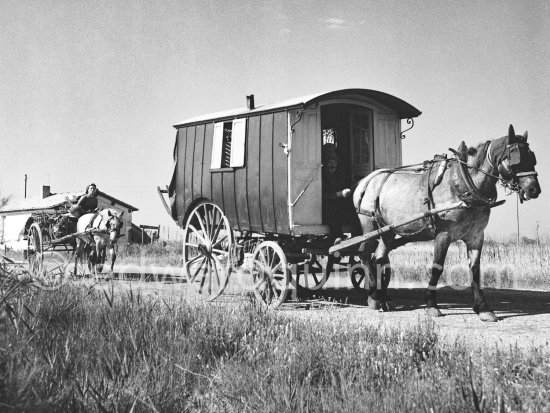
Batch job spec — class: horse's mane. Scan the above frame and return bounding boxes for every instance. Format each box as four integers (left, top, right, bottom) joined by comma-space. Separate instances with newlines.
467, 141, 492, 169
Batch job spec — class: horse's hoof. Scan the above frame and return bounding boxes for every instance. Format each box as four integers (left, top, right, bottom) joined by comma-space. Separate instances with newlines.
479, 311, 498, 322
425, 307, 443, 317
381, 301, 395, 312
367, 296, 382, 310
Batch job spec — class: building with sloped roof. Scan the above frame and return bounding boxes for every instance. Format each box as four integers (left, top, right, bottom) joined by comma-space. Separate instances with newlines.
0, 186, 139, 249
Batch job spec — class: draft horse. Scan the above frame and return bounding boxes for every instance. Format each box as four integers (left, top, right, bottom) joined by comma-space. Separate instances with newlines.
354, 125, 540, 321
74, 209, 124, 275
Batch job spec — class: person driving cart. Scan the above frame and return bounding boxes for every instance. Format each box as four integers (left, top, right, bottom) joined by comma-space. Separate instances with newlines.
68, 183, 99, 218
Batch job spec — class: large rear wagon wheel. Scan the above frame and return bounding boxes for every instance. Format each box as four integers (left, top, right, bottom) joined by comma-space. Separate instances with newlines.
252, 241, 291, 309
27, 223, 44, 277
183, 202, 233, 301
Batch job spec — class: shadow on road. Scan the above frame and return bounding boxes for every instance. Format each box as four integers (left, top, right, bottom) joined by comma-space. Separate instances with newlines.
297, 285, 550, 319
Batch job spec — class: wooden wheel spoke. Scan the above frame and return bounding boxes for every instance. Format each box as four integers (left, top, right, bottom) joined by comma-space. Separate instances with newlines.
194, 211, 208, 237
189, 257, 207, 282
187, 254, 203, 266
212, 256, 221, 288
211, 223, 224, 246
204, 207, 212, 239
188, 224, 207, 244
271, 261, 282, 274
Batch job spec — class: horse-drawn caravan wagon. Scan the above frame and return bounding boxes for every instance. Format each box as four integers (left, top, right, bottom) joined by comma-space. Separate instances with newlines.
160, 88, 422, 307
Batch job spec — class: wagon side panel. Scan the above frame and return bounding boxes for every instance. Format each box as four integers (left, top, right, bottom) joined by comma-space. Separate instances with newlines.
222, 171, 239, 231
234, 120, 250, 230
273, 111, 290, 234
176, 127, 187, 225
291, 108, 322, 227
211, 171, 224, 213
259, 113, 276, 233
193, 123, 206, 199
246, 115, 263, 232
183, 126, 196, 218
202, 122, 214, 201
373, 112, 401, 169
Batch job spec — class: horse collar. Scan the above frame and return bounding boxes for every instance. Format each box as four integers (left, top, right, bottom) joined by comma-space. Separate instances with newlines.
452, 158, 496, 207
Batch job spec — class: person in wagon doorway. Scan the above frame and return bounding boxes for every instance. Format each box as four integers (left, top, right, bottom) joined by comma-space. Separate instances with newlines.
322, 146, 352, 239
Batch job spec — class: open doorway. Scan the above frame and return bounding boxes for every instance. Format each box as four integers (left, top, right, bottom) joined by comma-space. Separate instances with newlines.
320, 103, 372, 235
321, 103, 373, 186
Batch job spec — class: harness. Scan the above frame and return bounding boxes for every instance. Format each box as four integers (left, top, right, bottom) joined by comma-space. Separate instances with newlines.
85, 212, 104, 231
354, 140, 527, 237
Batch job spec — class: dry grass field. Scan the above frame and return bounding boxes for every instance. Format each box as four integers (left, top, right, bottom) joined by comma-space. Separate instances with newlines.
1, 237, 549, 411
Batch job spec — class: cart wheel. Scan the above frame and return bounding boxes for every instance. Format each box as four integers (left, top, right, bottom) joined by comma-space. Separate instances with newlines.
350, 256, 373, 291
27, 223, 44, 277
297, 255, 327, 290
252, 241, 290, 309
183, 202, 233, 301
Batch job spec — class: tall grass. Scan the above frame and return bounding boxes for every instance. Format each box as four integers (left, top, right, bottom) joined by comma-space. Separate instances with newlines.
390, 237, 550, 289
116, 237, 550, 290
1, 284, 549, 411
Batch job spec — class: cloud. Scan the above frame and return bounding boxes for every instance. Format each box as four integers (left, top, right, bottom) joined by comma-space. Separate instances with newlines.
279, 28, 291, 34
319, 17, 362, 30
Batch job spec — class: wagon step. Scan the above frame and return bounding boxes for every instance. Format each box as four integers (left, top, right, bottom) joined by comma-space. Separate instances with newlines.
329, 201, 465, 254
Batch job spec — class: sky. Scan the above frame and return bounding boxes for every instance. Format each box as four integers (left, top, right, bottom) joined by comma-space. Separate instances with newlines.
1, 0, 549, 239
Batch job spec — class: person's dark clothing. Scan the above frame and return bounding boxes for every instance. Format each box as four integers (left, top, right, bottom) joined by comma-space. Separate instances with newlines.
70, 194, 98, 218
323, 171, 358, 236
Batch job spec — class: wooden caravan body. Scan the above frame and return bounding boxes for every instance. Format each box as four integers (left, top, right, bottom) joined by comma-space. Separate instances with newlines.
169, 88, 421, 236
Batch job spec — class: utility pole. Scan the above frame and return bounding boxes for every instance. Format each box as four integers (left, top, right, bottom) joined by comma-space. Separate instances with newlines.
24, 174, 27, 198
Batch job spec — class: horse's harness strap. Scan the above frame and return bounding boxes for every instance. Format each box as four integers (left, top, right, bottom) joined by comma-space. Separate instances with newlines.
357, 160, 446, 236
448, 148, 496, 207
85, 212, 103, 231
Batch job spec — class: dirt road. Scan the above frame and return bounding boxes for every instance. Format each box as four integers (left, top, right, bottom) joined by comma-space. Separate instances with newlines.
93, 269, 550, 351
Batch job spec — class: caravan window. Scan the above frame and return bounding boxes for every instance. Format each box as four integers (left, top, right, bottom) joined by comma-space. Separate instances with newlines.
210, 118, 246, 169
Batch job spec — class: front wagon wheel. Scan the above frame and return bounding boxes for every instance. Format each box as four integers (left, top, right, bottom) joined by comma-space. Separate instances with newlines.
182, 202, 233, 301
252, 241, 290, 309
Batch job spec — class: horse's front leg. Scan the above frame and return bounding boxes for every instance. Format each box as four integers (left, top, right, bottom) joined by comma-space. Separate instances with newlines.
467, 237, 498, 322
367, 238, 393, 311
109, 241, 117, 273
424, 233, 451, 317
73, 238, 82, 277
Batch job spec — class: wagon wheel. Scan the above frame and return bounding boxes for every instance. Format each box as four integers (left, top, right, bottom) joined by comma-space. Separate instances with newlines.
350, 255, 374, 291
27, 223, 44, 277
296, 255, 327, 290
252, 241, 291, 309
183, 202, 233, 301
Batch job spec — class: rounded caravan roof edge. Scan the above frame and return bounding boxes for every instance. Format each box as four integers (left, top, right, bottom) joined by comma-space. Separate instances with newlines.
173, 88, 421, 129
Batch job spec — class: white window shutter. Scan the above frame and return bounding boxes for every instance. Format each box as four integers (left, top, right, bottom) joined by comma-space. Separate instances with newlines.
230, 118, 246, 167
211, 122, 224, 169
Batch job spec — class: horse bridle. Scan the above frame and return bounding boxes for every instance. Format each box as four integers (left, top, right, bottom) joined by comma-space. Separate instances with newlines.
106, 216, 122, 242
486, 140, 538, 182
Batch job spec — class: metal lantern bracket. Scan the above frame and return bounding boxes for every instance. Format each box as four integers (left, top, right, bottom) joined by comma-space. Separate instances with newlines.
401, 118, 414, 139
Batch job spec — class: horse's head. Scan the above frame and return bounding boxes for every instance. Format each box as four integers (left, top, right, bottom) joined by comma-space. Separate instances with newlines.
491, 125, 541, 202
106, 210, 124, 245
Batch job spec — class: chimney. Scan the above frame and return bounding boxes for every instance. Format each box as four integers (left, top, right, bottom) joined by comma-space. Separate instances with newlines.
246, 94, 255, 110
42, 185, 51, 198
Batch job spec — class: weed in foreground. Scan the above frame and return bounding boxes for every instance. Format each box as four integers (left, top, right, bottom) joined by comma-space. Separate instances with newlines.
0, 284, 549, 412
